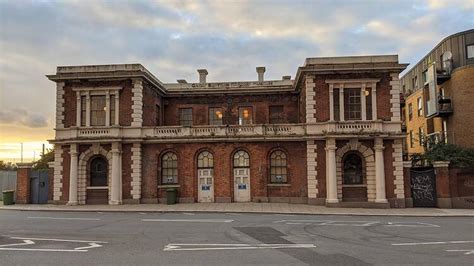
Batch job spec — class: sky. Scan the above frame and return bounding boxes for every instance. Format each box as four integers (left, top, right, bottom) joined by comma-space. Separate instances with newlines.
0, 0, 473, 163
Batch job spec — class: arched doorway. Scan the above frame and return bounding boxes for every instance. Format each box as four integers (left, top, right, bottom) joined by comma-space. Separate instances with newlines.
233, 150, 250, 202
342, 152, 367, 202
87, 156, 108, 204
197, 151, 214, 202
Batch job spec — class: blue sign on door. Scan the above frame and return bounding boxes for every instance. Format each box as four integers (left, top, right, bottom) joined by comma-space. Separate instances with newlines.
238, 184, 247, 190
201, 185, 210, 191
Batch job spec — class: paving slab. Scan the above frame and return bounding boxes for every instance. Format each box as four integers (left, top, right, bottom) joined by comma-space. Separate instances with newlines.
1, 202, 473, 216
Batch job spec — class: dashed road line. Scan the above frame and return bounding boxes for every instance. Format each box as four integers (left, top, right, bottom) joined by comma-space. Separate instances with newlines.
392, 240, 474, 246
142, 219, 234, 223
27, 217, 101, 221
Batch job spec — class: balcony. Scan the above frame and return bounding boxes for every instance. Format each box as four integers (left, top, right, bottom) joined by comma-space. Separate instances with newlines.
53, 121, 402, 142
430, 97, 453, 117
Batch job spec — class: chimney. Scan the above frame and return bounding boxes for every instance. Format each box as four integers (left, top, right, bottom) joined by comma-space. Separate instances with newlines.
177, 79, 188, 84
256, 66, 265, 82
197, 69, 208, 84
282, 75, 291, 80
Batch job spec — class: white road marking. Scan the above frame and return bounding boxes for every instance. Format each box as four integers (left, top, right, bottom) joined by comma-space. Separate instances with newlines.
9, 237, 108, 244
27, 217, 101, 221
447, 249, 474, 255
386, 222, 440, 228
0, 240, 35, 248
142, 219, 234, 223
74, 243, 103, 250
164, 243, 316, 251
392, 240, 474, 246
225, 213, 243, 216
182, 213, 195, 215
0, 248, 87, 252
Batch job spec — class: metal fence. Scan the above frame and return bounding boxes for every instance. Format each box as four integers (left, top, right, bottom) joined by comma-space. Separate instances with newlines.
0, 170, 17, 201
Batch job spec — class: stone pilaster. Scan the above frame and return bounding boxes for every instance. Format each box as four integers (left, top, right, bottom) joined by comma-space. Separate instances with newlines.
305, 75, 316, 123
374, 138, 387, 203
306, 140, 318, 202
55, 82, 65, 129
392, 139, 404, 199
67, 144, 78, 206
131, 79, 143, 127
110, 142, 122, 205
53, 145, 64, 202
130, 143, 142, 201
325, 138, 338, 204
390, 73, 401, 121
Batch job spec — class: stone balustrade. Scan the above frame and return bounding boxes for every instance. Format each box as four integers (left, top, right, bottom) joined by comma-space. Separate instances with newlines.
54, 121, 401, 141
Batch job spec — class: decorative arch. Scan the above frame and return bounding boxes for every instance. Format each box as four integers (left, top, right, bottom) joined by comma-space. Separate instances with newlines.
197, 150, 214, 169
232, 150, 250, 168
78, 145, 112, 205
335, 140, 375, 201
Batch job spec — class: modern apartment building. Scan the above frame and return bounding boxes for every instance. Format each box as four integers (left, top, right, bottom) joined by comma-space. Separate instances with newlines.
400, 29, 474, 156
47, 55, 408, 208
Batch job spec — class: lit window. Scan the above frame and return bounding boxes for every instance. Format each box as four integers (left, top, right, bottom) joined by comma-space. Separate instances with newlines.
270, 150, 287, 183
238, 107, 253, 125
209, 107, 223, 125
161, 152, 178, 184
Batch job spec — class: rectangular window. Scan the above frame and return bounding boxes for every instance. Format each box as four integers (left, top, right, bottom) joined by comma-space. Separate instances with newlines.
344, 88, 361, 120
81, 96, 86, 126
410, 130, 414, 148
333, 88, 340, 121
365, 88, 372, 120
408, 103, 413, 121
90, 95, 106, 126
269, 105, 284, 124
208, 107, 223, 125
417, 97, 423, 117
412, 76, 418, 89
419, 127, 424, 145
179, 108, 193, 126
467, 44, 474, 59
238, 107, 253, 125
110, 95, 115, 125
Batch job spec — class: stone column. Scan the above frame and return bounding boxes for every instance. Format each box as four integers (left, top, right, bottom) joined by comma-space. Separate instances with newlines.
105, 91, 110, 126
67, 144, 78, 205
374, 138, 387, 203
433, 161, 452, 208
325, 138, 338, 204
114, 92, 120, 126
110, 142, 122, 205
339, 85, 344, 121
361, 83, 367, 120
329, 84, 334, 121
371, 83, 377, 120
76, 92, 81, 127
403, 161, 413, 207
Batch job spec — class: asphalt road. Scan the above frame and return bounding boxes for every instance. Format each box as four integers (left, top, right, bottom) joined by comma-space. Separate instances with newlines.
0, 210, 473, 265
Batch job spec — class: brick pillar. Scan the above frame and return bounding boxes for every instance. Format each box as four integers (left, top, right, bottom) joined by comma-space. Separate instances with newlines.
433, 161, 452, 208
16, 163, 34, 204
402, 161, 413, 208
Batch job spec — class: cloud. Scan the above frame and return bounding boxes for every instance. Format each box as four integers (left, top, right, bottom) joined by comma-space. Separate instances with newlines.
0, 109, 49, 128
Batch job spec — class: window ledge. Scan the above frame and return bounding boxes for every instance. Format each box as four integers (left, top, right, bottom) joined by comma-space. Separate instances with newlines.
158, 184, 180, 188
267, 183, 291, 187
87, 186, 108, 190
342, 184, 367, 188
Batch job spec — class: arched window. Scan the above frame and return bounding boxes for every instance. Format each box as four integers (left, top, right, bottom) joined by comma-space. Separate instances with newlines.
233, 150, 250, 168
162, 152, 178, 184
197, 151, 214, 169
90, 156, 108, 186
270, 150, 287, 183
343, 153, 363, 185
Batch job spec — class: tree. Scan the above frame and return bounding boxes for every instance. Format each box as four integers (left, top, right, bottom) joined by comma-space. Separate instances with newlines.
423, 142, 474, 168
33, 149, 54, 170
0, 161, 17, 171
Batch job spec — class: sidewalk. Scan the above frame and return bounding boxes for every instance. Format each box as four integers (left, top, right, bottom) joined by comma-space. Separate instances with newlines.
1, 202, 473, 216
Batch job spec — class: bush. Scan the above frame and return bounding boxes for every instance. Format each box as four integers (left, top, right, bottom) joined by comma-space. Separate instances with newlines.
424, 143, 474, 167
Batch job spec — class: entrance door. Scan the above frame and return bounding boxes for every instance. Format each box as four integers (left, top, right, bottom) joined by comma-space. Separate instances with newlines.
234, 168, 250, 202
410, 167, 437, 207
30, 170, 49, 204
198, 169, 214, 202
233, 150, 251, 202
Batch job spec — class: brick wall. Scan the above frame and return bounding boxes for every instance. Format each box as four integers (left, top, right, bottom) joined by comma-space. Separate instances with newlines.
141, 141, 307, 203
142, 83, 162, 126
163, 93, 299, 126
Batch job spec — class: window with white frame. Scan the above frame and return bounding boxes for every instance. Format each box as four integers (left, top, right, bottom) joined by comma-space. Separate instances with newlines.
417, 97, 423, 117
467, 44, 474, 59
75, 88, 120, 127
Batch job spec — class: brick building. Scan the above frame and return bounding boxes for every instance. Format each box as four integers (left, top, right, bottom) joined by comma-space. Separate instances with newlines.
47, 55, 408, 208
400, 29, 474, 156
